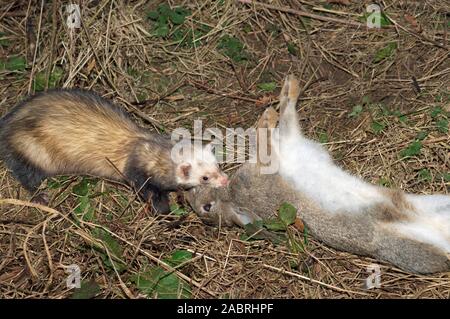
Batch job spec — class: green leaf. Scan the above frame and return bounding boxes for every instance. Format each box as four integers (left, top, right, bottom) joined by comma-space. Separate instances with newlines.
244, 220, 285, 244
158, 3, 172, 17
132, 267, 191, 299
400, 141, 422, 158
73, 179, 90, 196
147, 10, 159, 20
93, 228, 126, 272
278, 202, 297, 226
418, 169, 432, 182
361, 95, 371, 105
416, 131, 428, 141
348, 104, 363, 118
94, 228, 123, 258
287, 42, 298, 56
371, 121, 385, 134
154, 24, 170, 37
1, 56, 26, 71
373, 42, 397, 63
70, 280, 101, 299
218, 35, 248, 62
33, 66, 63, 92
0, 32, 10, 47
430, 107, 443, 118
436, 118, 449, 133
74, 196, 95, 222
167, 250, 192, 267
257, 82, 276, 92
169, 7, 190, 25
441, 172, 450, 182
263, 218, 287, 231
288, 236, 304, 254
318, 131, 329, 144
170, 204, 187, 216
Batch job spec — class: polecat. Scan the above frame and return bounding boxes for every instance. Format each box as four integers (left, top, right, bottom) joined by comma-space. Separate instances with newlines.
0, 89, 228, 213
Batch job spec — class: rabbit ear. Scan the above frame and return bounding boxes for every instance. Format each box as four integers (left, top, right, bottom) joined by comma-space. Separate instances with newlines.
229, 207, 262, 227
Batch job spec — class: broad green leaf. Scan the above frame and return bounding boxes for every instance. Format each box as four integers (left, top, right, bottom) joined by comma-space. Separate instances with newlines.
400, 141, 422, 158
33, 66, 63, 92
132, 267, 191, 299
70, 280, 101, 299
436, 118, 448, 133
442, 172, 450, 182
93, 228, 126, 272
167, 250, 192, 267
287, 42, 298, 56
147, 10, 159, 20
430, 107, 443, 118
416, 131, 428, 141
74, 196, 95, 222
244, 221, 285, 244
169, 7, 190, 25
418, 169, 432, 182
218, 35, 248, 62
371, 121, 385, 134
1, 56, 26, 71
154, 24, 170, 37
318, 131, 329, 144
348, 104, 363, 118
158, 3, 172, 17
170, 204, 187, 216
278, 202, 297, 226
361, 95, 371, 105
0, 32, 10, 47
263, 218, 287, 231
288, 236, 304, 254
73, 179, 90, 196
257, 82, 276, 92
373, 42, 397, 63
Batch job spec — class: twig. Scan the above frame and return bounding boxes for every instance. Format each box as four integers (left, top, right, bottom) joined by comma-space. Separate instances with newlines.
263, 264, 370, 296
237, 0, 365, 28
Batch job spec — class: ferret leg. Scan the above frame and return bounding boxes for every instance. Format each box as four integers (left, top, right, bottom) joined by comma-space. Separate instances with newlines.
138, 184, 170, 214
3, 151, 48, 203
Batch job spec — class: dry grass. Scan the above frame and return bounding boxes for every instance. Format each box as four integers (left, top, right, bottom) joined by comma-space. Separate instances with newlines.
0, 0, 449, 299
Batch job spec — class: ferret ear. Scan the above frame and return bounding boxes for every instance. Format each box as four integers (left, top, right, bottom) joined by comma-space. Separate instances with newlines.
179, 163, 191, 178
203, 142, 215, 154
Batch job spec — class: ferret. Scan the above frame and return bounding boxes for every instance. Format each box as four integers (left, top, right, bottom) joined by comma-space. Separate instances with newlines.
0, 89, 228, 213
187, 75, 450, 274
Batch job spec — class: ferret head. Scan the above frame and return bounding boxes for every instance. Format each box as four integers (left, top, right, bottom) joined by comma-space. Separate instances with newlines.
172, 142, 229, 188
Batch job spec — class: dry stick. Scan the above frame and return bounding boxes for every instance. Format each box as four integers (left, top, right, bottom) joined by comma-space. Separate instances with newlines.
27, 0, 45, 94
42, 219, 54, 293
45, 0, 58, 89
0, 199, 216, 297
190, 80, 259, 104
263, 264, 370, 296
0, 199, 132, 296
237, 0, 365, 28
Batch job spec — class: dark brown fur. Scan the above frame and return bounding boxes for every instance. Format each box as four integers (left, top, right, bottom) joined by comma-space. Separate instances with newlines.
0, 89, 178, 213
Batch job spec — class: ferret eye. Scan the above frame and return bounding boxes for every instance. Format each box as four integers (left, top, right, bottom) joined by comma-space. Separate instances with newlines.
202, 176, 209, 181
202, 203, 212, 212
